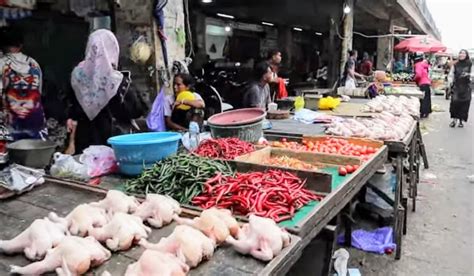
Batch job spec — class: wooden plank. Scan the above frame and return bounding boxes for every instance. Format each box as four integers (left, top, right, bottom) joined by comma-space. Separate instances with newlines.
293, 146, 388, 239
228, 160, 332, 194
290, 146, 387, 238
236, 147, 362, 168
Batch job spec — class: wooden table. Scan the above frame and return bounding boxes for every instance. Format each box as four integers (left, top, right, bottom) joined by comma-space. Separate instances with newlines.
264, 116, 428, 260
0, 181, 303, 276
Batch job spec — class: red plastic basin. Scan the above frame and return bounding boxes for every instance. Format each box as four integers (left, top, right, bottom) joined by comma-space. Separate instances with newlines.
208, 108, 266, 126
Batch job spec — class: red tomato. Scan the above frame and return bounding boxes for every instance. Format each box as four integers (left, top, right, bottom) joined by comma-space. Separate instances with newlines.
338, 166, 347, 176
345, 165, 354, 173
353, 164, 360, 170
282, 138, 287, 143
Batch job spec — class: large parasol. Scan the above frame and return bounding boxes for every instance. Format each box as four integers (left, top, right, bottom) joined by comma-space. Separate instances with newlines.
394, 36, 447, 53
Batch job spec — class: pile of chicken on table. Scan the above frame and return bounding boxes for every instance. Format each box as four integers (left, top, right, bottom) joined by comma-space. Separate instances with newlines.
326, 95, 418, 141
0, 190, 291, 276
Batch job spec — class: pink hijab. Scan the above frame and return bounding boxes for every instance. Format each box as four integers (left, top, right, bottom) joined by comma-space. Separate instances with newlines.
71, 29, 124, 121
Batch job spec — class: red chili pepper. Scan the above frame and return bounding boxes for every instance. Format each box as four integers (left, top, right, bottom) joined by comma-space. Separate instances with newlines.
194, 138, 255, 159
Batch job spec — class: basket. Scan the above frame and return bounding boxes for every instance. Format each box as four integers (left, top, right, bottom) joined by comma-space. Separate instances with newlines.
107, 132, 181, 176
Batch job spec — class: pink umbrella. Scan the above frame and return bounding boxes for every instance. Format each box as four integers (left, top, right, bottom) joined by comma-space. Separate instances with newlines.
394, 36, 447, 53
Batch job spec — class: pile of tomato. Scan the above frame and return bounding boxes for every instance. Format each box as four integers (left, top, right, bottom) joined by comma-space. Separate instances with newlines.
270, 137, 379, 162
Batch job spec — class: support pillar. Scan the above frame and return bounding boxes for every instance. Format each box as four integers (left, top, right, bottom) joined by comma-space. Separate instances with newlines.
278, 27, 292, 68
340, 0, 354, 75
376, 15, 395, 70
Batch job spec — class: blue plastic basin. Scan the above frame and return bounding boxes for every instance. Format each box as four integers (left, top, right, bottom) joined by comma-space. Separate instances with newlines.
107, 132, 181, 176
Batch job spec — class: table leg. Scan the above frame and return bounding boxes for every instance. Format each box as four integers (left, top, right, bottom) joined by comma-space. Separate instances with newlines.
417, 122, 429, 169
393, 155, 403, 260
402, 197, 408, 235
395, 205, 405, 260
409, 133, 417, 212
342, 203, 353, 247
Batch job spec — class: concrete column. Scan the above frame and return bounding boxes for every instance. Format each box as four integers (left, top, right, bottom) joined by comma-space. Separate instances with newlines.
340, 0, 354, 74
328, 17, 338, 87
376, 15, 394, 70
278, 27, 292, 68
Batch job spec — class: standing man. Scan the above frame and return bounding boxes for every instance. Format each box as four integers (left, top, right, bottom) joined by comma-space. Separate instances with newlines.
267, 49, 288, 99
0, 28, 47, 140
242, 61, 272, 109
341, 50, 365, 89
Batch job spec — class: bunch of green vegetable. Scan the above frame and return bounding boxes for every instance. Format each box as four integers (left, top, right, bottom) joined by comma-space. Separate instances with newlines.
125, 154, 234, 204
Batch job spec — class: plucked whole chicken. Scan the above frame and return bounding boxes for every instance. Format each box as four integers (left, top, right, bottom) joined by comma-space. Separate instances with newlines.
125, 249, 189, 276
134, 194, 182, 228
89, 213, 151, 251
326, 111, 414, 141
173, 207, 239, 244
0, 213, 67, 260
226, 215, 290, 262
140, 225, 215, 268
362, 95, 420, 117
10, 236, 111, 275
49, 204, 109, 237
90, 190, 139, 215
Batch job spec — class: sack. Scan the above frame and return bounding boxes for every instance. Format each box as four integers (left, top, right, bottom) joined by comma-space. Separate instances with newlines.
146, 88, 166, 131
79, 145, 118, 178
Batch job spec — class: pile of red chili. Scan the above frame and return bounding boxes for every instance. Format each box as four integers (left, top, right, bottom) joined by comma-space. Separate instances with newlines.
192, 170, 323, 222
194, 138, 255, 159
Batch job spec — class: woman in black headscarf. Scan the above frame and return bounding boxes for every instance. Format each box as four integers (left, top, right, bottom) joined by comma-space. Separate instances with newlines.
449, 49, 472, 128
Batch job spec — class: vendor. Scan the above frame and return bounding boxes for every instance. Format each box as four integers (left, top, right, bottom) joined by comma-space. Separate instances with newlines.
66, 29, 145, 154
341, 50, 365, 89
266, 49, 288, 99
164, 73, 205, 131
242, 61, 272, 109
0, 28, 47, 140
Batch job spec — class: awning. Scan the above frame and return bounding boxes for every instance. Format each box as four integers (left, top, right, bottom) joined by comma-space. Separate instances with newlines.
394, 36, 446, 53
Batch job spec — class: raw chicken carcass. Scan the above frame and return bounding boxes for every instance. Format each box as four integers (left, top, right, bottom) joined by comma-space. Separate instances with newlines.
91, 190, 139, 215
134, 194, 181, 228
10, 236, 111, 275
173, 207, 239, 244
226, 215, 290, 262
0, 213, 67, 260
49, 204, 109, 237
89, 213, 151, 251
140, 225, 215, 268
125, 249, 189, 276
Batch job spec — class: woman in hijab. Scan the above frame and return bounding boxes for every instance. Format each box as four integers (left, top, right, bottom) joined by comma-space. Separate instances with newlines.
448, 49, 473, 128
413, 53, 432, 118
66, 29, 144, 154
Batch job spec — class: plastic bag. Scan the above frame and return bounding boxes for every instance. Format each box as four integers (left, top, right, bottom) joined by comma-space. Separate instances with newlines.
338, 227, 396, 254
79, 146, 118, 178
146, 88, 167, 132
318, 96, 341, 110
50, 153, 89, 180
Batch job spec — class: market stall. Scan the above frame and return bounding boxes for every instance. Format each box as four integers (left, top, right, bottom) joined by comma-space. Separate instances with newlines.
264, 96, 428, 259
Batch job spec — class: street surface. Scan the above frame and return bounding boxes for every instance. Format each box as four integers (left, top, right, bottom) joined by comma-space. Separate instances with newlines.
347, 95, 474, 275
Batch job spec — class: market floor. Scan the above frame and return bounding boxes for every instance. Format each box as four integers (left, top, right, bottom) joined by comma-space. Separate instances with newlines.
346, 96, 474, 276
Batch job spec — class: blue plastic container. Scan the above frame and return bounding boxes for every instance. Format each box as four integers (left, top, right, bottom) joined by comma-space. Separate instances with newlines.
107, 132, 181, 176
